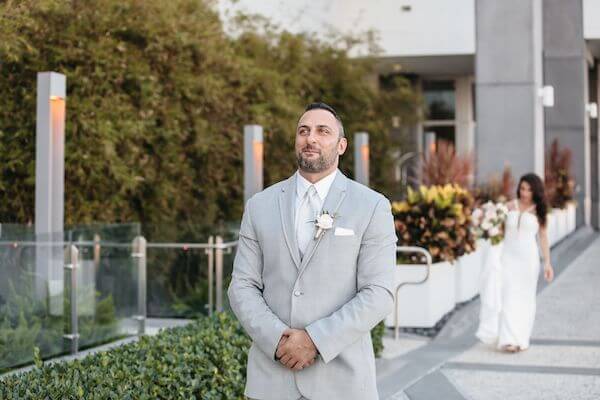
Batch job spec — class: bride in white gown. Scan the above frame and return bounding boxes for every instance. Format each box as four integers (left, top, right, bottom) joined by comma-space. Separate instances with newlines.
478, 173, 555, 353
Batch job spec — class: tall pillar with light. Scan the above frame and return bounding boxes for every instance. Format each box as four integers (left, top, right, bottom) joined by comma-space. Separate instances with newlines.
244, 125, 264, 205
354, 132, 370, 186
35, 72, 66, 312
424, 131, 437, 160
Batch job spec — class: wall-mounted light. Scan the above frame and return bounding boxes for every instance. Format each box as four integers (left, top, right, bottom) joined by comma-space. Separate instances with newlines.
586, 102, 598, 119
538, 85, 555, 107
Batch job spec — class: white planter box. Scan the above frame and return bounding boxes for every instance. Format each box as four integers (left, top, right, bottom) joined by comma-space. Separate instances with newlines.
385, 260, 456, 328
455, 240, 486, 303
566, 203, 577, 234
554, 208, 568, 241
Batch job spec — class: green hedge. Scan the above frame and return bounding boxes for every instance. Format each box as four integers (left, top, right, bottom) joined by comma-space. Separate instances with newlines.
0, 0, 420, 237
1, 313, 251, 399
370, 320, 385, 358
1, 313, 386, 398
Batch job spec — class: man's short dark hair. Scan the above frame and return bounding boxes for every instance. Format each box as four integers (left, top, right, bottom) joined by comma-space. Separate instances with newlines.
304, 102, 345, 138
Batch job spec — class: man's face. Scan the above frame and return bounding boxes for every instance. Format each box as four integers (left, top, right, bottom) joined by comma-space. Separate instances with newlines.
295, 109, 347, 173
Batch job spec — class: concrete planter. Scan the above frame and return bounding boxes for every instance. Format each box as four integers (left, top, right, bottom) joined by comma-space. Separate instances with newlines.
385, 260, 456, 328
554, 208, 568, 241
455, 239, 486, 303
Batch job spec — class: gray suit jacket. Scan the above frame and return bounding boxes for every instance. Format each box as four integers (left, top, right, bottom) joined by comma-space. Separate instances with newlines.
228, 170, 397, 400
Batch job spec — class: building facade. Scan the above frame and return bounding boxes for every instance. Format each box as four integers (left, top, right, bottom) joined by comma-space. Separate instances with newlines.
219, 0, 600, 228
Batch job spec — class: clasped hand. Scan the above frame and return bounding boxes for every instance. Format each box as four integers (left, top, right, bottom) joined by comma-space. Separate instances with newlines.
275, 328, 318, 371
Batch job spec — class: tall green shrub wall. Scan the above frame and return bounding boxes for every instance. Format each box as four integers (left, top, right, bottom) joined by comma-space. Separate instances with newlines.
0, 0, 419, 238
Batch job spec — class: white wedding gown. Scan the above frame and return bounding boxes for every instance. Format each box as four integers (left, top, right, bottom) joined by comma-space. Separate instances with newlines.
477, 200, 541, 350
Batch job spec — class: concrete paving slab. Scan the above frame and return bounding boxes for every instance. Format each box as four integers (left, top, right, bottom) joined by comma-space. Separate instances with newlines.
443, 369, 600, 400
450, 342, 600, 369
381, 336, 429, 360
386, 391, 410, 400
405, 370, 467, 400
532, 240, 600, 341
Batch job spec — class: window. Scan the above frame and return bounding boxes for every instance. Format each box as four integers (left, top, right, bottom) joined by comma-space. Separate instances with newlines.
423, 80, 455, 120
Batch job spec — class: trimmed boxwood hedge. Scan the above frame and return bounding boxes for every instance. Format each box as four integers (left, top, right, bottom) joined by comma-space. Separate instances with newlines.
0, 313, 250, 399
1, 313, 386, 399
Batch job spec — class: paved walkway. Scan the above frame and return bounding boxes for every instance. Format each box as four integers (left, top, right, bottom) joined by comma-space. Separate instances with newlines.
377, 228, 600, 400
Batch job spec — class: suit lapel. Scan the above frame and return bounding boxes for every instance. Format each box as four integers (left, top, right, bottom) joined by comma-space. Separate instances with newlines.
279, 174, 301, 270
298, 171, 348, 274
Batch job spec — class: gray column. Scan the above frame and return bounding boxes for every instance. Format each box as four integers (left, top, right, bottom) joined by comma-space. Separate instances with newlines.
354, 132, 369, 186
591, 63, 599, 229
543, 0, 588, 226
455, 76, 475, 157
475, 0, 545, 184
244, 125, 264, 204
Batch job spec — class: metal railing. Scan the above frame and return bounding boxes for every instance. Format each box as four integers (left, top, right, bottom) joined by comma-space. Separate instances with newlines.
145, 236, 238, 314
0, 235, 238, 357
0, 237, 146, 356
393, 246, 432, 340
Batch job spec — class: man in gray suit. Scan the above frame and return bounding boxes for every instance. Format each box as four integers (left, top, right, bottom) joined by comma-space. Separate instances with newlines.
228, 102, 397, 400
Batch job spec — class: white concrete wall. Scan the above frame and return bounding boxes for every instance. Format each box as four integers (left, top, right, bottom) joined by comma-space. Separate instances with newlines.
584, 0, 600, 39
217, 0, 475, 57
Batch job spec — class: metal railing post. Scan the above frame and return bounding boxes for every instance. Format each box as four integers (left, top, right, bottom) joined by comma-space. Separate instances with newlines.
132, 236, 147, 336
394, 246, 432, 340
205, 236, 215, 315
215, 236, 224, 313
64, 244, 79, 354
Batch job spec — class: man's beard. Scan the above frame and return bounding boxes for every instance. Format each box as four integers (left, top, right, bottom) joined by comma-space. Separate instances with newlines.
296, 146, 337, 173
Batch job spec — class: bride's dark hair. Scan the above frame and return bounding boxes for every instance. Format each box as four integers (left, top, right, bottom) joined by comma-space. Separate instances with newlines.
517, 173, 548, 227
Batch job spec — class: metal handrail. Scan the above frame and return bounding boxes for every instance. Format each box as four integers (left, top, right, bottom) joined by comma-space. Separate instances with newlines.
394, 246, 433, 340
146, 240, 238, 250
0, 240, 239, 249
0, 240, 132, 248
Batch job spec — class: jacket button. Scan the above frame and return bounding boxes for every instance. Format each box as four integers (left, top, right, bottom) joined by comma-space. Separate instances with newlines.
294, 290, 302, 297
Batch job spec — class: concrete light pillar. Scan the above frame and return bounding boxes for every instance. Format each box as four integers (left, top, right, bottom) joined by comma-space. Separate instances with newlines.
354, 132, 369, 186
35, 72, 66, 309
424, 131, 437, 160
244, 125, 264, 204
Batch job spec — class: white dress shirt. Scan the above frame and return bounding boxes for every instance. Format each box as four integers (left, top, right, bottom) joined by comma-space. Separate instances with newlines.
295, 169, 338, 257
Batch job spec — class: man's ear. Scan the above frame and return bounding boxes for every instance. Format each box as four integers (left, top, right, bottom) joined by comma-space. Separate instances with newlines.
338, 137, 348, 155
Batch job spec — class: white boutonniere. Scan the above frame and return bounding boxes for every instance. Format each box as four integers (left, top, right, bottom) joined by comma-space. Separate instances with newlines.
314, 211, 337, 240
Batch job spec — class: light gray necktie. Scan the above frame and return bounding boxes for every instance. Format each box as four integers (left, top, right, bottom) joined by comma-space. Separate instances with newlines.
297, 185, 319, 259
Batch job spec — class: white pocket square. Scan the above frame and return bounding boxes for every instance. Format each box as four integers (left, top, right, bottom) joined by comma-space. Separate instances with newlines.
334, 227, 355, 236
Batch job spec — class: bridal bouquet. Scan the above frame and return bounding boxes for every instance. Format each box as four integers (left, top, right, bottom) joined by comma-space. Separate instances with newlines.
471, 201, 509, 245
